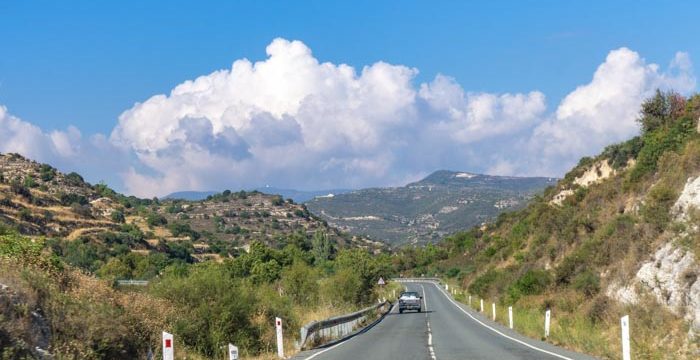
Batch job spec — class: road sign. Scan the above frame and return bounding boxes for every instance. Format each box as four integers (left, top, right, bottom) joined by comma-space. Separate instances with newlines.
275, 317, 284, 358
162, 331, 174, 360
378, 277, 385, 286
228, 344, 239, 360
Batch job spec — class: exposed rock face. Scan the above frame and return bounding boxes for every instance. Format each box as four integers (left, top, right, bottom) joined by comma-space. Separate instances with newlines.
573, 160, 615, 187
636, 243, 700, 331
550, 160, 618, 206
674, 176, 700, 222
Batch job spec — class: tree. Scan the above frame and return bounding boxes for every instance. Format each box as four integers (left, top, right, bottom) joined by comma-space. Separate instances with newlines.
281, 261, 319, 304
638, 89, 686, 134
312, 231, 334, 263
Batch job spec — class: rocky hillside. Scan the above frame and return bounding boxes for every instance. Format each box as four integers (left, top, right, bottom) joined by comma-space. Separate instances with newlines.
400, 92, 700, 358
306, 170, 555, 246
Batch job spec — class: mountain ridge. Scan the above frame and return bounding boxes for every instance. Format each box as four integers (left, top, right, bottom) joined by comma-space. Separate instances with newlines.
306, 170, 557, 246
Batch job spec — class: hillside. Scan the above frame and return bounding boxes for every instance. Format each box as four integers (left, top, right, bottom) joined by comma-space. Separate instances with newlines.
0, 152, 382, 268
0, 153, 390, 359
306, 170, 556, 246
398, 92, 700, 358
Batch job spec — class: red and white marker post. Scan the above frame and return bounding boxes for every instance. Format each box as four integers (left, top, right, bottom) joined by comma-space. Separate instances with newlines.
275, 317, 284, 358
162, 331, 174, 360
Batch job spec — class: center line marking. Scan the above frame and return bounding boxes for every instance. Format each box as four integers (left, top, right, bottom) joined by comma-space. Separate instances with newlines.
421, 284, 437, 360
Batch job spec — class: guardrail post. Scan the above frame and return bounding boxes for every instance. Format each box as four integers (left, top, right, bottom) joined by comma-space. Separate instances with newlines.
544, 309, 551, 338
621, 315, 631, 360
508, 306, 513, 329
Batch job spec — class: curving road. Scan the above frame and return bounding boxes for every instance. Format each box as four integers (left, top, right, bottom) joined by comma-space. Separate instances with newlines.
292, 281, 597, 360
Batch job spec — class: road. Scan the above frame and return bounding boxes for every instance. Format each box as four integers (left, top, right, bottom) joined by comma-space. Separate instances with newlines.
292, 281, 597, 360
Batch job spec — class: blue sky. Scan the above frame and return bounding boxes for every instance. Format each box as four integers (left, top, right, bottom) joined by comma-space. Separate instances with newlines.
0, 1, 698, 196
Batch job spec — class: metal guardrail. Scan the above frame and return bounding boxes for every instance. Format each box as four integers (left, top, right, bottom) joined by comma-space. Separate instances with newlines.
392, 277, 441, 283
298, 301, 391, 350
116, 280, 149, 286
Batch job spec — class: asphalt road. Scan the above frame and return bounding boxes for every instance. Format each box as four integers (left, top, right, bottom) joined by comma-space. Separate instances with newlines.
292, 281, 598, 360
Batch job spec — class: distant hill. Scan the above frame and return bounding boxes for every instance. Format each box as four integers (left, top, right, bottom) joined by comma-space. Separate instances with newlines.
164, 188, 353, 203
306, 170, 556, 246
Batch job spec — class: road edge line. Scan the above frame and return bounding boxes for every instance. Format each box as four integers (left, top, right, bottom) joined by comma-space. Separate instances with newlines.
427, 281, 577, 360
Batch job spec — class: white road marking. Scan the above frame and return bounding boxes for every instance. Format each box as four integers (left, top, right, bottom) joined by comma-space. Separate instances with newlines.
421, 284, 437, 360
428, 282, 575, 360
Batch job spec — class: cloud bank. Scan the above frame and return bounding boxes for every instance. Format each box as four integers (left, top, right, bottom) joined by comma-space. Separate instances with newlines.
1, 39, 696, 196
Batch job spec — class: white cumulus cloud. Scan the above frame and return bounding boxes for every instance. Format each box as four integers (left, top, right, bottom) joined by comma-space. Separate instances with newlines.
111, 38, 549, 196
1, 40, 695, 196
522, 48, 696, 175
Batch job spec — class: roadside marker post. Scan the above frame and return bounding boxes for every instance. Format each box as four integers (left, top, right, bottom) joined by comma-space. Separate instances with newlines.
544, 310, 551, 338
275, 317, 284, 358
492, 303, 496, 321
480, 299, 484, 313
508, 306, 513, 329
621, 315, 631, 360
162, 331, 174, 360
228, 344, 239, 360
468, 295, 472, 306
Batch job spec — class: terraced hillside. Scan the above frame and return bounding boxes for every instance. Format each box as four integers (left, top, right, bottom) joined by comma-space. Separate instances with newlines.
0, 153, 382, 269
306, 170, 556, 246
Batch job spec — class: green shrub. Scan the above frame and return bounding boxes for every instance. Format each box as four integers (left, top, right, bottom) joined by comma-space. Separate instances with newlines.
509, 269, 552, 299
572, 270, 600, 297
59, 193, 88, 206
23, 175, 37, 188
146, 213, 168, 227
445, 267, 461, 278
10, 180, 31, 198
110, 210, 125, 223
469, 269, 507, 298
64, 172, 85, 186
281, 261, 319, 304
641, 184, 677, 231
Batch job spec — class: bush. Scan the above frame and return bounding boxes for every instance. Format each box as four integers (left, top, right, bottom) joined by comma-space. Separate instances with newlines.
321, 268, 363, 306
168, 222, 200, 240
445, 267, 461, 278
10, 180, 31, 198
39, 164, 55, 181
64, 172, 85, 186
281, 261, 319, 304
18, 208, 33, 222
468, 269, 508, 298
23, 175, 37, 188
509, 269, 552, 299
71, 203, 93, 218
641, 184, 677, 231
572, 270, 600, 297
59, 193, 88, 206
150, 264, 261, 357
146, 213, 168, 227
110, 210, 125, 223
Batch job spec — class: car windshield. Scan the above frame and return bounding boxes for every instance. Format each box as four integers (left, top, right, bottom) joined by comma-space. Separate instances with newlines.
401, 292, 419, 298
